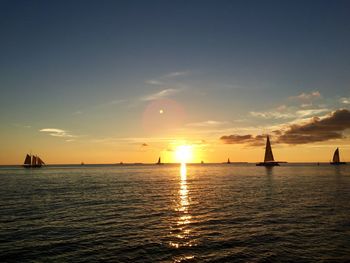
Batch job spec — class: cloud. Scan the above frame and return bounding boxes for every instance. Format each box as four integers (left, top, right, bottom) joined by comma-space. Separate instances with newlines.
291, 91, 321, 101
250, 110, 294, 119
277, 109, 350, 144
187, 120, 228, 127
340, 97, 350, 104
250, 107, 329, 120
220, 134, 266, 146
40, 128, 75, 138
164, 71, 188, 78
141, 88, 180, 101
145, 71, 189, 87
221, 109, 350, 146
295, 108, 329, 118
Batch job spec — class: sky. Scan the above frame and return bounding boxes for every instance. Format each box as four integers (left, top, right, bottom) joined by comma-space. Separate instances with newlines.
1, 0, 350, 164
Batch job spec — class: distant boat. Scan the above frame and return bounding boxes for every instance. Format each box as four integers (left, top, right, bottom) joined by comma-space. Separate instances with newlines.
156, 157, 163, 165
81, 162, 85, 165
256, 136, 281, 166
330, 148, 346, 165
227, 158, 231, 164
23, 154, 45, 168
201, 160, 204, 164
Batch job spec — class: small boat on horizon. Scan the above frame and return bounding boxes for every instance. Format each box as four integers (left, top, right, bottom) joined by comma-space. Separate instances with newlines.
156, 157, 163, 165
227, 158, 231, 164
256, 136, 282, 167
23, 154, 45, 168
330, 148, 346, 165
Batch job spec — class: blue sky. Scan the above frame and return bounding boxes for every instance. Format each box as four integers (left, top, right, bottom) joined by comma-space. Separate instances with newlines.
1, 0, 350, 163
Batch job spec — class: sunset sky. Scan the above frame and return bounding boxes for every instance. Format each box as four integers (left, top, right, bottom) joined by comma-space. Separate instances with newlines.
1, 0, 350, 164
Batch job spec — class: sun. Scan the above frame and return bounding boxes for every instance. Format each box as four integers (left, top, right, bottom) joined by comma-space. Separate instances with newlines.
174, 145, 193, 164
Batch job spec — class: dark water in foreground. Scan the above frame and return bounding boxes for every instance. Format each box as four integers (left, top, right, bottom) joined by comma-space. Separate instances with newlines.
0, 164, 350, 262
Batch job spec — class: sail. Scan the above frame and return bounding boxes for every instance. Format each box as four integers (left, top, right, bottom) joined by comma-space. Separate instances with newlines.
37, 157, 45, 165
157, 157, 161, 164
24, 154, 31, 165
227, 158, 230, 164
264, 136, 275, 162
333, 148, 340, 163
32, 155, 37, 165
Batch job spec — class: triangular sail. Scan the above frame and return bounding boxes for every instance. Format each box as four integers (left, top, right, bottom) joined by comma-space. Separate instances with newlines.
32, 156, 37, 166
24, 154, 31, 165
264, 136, 275, 162
333, 148, 340, 163
37, 157, 45, 165
227, 158, 230, 164
157, 157, 161, 164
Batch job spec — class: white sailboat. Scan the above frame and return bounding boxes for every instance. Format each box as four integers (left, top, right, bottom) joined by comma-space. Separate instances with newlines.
23, 154, 45, 168
256, 136, 281, 166
330, 148, 346, 165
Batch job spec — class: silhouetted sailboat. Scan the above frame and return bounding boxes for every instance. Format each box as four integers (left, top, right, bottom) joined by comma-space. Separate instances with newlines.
330, 148, 346, 165
23, 154, 45, 168
156, 157, 163, 165
227, 158, 231, 164
256, 136, 281, 166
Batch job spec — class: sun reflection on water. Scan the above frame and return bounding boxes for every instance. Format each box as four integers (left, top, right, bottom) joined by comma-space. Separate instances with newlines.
169, 163, 195, 257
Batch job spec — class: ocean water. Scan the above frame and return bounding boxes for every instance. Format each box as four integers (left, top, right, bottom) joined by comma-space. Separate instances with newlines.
0, 163, 350, 262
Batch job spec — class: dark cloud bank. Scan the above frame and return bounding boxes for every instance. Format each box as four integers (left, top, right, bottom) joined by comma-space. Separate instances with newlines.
220, 109, 350, 145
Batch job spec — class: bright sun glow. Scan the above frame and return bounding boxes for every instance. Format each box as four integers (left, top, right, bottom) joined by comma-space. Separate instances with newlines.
175, 145, 193, 164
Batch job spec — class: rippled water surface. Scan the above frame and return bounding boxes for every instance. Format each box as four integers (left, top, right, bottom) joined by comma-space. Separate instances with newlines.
1, 164, 350, 262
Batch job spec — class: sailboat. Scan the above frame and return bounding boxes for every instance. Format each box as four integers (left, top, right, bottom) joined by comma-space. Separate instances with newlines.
227, 158, 231, 164
330, 148, 346, 165
156, 157, 163, 165
256, 136, 281, 166
23, 154, 45, 168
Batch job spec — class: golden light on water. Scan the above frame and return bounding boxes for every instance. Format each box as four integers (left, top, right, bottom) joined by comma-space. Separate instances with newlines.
170, 163, 194, 251
179, 163, 189, 211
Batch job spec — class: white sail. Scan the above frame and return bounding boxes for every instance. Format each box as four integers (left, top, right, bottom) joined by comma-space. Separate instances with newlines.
264, 136, 275, 162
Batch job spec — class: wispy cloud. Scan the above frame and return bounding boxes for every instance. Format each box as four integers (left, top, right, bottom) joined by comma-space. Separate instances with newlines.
250, 110, 294, 119
339, 97, 350, 104
250, 106, 329, 120
220, 134, 266, 146
295, 108, 329, 118
186, 120, 228, 127
164, 71, 189, 78
40, 128, 75, 139
145, 71, 189, 86
141, 88, 180, 101
290, 91, 321, 101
